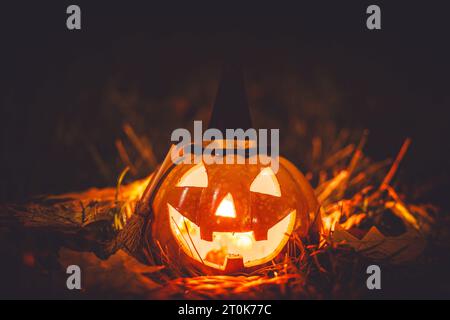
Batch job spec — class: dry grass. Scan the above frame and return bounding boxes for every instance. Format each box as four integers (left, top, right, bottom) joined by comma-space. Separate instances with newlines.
2, 124, 441, 299
102, 126, 439, 299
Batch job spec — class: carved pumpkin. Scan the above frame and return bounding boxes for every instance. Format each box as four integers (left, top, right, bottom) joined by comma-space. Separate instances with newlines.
150, 152, 320, 274
143, 61, 320, 274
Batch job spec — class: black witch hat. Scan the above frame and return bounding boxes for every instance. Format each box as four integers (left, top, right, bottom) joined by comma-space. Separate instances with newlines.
207, 60, 253, 131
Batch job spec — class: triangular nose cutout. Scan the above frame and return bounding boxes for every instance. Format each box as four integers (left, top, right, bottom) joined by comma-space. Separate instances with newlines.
215, 193, 236, 218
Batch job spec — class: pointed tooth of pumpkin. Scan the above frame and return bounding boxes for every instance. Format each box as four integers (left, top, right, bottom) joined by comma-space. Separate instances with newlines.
253, 229, 268, 241
223, 254, 244, 273
200, 228, 213, 241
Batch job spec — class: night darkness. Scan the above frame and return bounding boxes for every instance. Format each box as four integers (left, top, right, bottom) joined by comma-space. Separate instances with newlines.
0, 1, 450, 300
1, 1, 449, 206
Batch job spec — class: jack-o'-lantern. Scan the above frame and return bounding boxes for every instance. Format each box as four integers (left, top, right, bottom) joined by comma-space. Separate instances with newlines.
151, 153, 320, 274
142, 62, 320, 274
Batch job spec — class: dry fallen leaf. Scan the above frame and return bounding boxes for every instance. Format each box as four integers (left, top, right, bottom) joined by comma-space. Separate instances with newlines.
59, 248, 163, 298
332, 223, 426, 264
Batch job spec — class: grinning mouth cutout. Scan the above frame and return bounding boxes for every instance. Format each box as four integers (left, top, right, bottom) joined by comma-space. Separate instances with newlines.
168, 204, 296, 272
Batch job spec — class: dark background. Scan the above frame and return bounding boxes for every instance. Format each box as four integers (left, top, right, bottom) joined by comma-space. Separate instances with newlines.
1, 1, 449, 210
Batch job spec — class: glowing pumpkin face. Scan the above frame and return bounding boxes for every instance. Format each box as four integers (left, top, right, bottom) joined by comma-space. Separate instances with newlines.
151, 155, 320, 274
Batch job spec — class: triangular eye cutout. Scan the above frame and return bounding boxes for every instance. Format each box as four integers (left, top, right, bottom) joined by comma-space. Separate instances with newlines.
176, 163, 208, 188
250, 167, 281, 197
